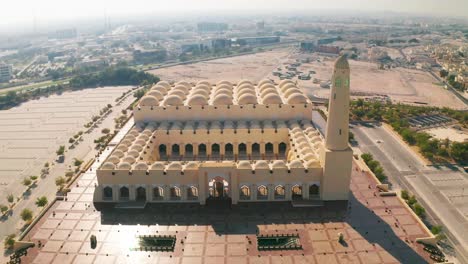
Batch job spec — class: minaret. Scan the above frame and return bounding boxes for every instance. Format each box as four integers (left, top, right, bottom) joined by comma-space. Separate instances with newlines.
320, 55, 352, 201
325, 55, 350, 150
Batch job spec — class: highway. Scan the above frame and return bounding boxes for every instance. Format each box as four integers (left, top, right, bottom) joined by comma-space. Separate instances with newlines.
352, 123, 468, 264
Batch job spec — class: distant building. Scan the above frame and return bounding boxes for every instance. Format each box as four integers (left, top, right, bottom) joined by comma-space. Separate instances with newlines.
316, 45, 340, 55
75, 58, 107, 69
197, 22, 228, 32
211, 39, 231, 50
0, 63, 12, 83
317, 37, 340, 45
133, 49, 167, 64
256, 21, 265, 30
233, 36, 280, 46
300, 42, 315, 52
50, 28, 77, 39
181, 43, 208, 53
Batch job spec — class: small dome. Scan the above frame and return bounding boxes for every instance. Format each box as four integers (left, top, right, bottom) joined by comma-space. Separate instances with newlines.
164, 95, 184, 106
135, 139, 146, 145
140, 96, 159, 107
168, 89, 186, 98
280, 83, 297, 92
215, 83, 233, 91
259, 83, 276, 93
150, 162, 166, 170
306, 159, 320, 168
122, 156, 136, 164
303, 153, 316, 160
260, 88, 278, 98
157, 81, 171, 89
213, 94, 233, 105
151, 85, 168, 95
128, 149, 140, 158
196, 80, 211, 87
101, 162, 115, 170
192, 89, 210, 98
195, 84, 211, 93
107, 156, 120, 164
288, 159, 304, 168
130, 144, 143, 152
262, 94, 283, 104
147, 90, 164, 100
287, 93, 307, 104
188, 95, 208, 106
112, 150, 125, 158
301, 148, 314, 156
237, 160, 252, 169
279, 79, 295, 88
117, 162, 132, 170
258, 79, 273, 87
272, 160, 287, 169
283, 88, 302, 98
184, 162, 199, 170
116, 145, 128, 152
214, 88, 233, 96
254, 160, 269, 169
236, 83, 254, 92
174, 84, 190, 94
134, 162, 148, 170
217, 80, 232, 87
334, 55, 349, 70
237, 88, 256, 98
237, 80, 252, 87
167, 162, 182, 170
238, 94, 257, 105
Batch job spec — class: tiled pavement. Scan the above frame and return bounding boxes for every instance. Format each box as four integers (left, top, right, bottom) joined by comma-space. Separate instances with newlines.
20, 160, 432, 263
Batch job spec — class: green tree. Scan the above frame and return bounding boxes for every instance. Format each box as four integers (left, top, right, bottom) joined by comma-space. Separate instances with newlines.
0, 204, 8, 213
35, 196, 48, 207
22, 178, 32, 187
55, 176, 66, 189
4, 234, 15, 249
361, 153, 373, 163
413, 203, 426, 218
401, 190, 409, 200
73, 159, 84, 167
7, 194, 14, 203
101, 128, 110, 134
30, 175, 38, 181
431, 225, 443, 235
56, 145, 65, 155
20, 208, 33, 222
407, 195, 417, 206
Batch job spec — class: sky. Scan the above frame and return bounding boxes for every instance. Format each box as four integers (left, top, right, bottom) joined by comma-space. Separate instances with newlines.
1, 0, 468, 29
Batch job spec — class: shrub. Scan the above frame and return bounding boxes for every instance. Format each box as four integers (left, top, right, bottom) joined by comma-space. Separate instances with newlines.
407, 195, 417, 206
69, 138, 75, 143
0, 204, 8, 213
414, 203, 426, 218
361, 153, 373, 163
431, 225, 442, 235
7, 194, 14, 203
101, 128, 110, 134
401, 190, 409, 200
30, 175, 38, 181
44, 162, 49, 168
20, 208, 33, 222
55, 176, 66, 189
74, 159, 84, 167
4, 234, 15, 249
35, 196, 48, 207
22, 178, 32, 186
56, 145, 65, 155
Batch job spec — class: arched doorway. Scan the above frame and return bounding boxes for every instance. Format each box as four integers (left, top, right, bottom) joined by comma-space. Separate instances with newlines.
252, 143, 260, 158
159, 144, 167, 158
292, 185, 302, 200
172, 144, 180, 156
265, 142, 274, 158
309, 184, 320, 198
212, 144, 220, 157
225, 143, 234, 159
238, 143, 247, 157
119, 186, 129, 201
136, 186, 146, 201
103, 186, 113, 200
274, 185, 285, 200
208, 176, 229, 199
279, 142, 287, 157
198, 144, 207, 157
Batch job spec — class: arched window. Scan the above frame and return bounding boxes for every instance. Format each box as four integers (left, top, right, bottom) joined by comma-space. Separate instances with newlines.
119, 186, 129, 201
136, 186, 146, 201
291, 185, 302, 200
185, 144, 193, 155
309, 184, 320, 197
238, 143, 247, 156
198, 144, 207, 156
257, 185, 268, 200
240, 185, 250, 200
225, 143, 234, 157
252, 143, 260, 155
212, 144, 220, 155
278, 142, 287, 157
274, 185, 285, 200
159, 144, 167, 158
170, 186, 181, 200
103, 186, 113, 200
172, 144, 180, 156
153, 187, 163, 200
265, 142, 274, 155
187, 186, 198, 200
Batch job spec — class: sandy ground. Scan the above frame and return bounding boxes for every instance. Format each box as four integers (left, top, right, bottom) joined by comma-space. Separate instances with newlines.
148, 48, 294, 84
425, 127, 468, 142
0, 86, 133, 202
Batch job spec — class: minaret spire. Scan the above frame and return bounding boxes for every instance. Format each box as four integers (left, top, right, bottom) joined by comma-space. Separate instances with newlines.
325, 55, 350, 151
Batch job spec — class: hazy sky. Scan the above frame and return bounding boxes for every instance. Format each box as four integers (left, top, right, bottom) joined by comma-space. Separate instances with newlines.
1, 0, 468, 27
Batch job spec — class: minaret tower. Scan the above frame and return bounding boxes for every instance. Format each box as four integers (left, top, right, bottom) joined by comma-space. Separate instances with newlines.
320, 55, 353, 201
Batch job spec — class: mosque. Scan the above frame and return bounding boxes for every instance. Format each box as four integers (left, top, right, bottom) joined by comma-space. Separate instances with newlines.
94, 56, 352, 205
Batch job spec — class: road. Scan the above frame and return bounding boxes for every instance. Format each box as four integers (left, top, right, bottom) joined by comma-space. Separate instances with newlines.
352, 123, 468, 263
0, 89, 137, 256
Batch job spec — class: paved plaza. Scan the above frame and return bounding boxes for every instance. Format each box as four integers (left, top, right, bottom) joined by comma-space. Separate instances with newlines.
20, 160, 432, 263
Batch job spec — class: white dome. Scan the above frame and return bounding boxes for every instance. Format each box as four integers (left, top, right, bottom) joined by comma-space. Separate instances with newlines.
279, 79, 295, 88
168, 89, 186, 98
237, 83, 254, 92
214, 88, 233, 96
147, 90, 164, 100
288, 159, 304, 168
128, 149, 140, 158
280, 83, 297, 92
283, 88, 302, 98
196, 80, 211, 87
112, 150, 125, 158
122, 156, 136, 164
195, 84, 211, 93
254, 160, 269, 169
150, 162, 165, 170
176, 81, 191, 88
287, 93, 308, 104
184, 161, 199, 170
130, 145, 143, 152
135, 139, 146, 145
157, 81, 171, 89
303, 153, 316, 160
260, 88, 278, 98
192, 89, 210, 98
140, 96, 159, 107
237, 88, 256, 98
262, 94, 283, 104
107, 156, 120, 164
306, 159, 320, 168
187, 95, 208, 106
117, 162, 132, 170
167, 162, 182, 170
237, 80, 252, 87
151, 85, 168, 95
124, 135, 136, 141
238, 160, 252, 169
116, 145, 128, 153
134, 162, 148, 170
258, 79, 273, 87
271, 160, 287, 169
215, 83, 233, 91
164, 95, 184, 106
101, 162, 115, 170
173, 85, 190, 94
217, 80, 232, 87
238, 94, 257, 105
213, 94, 233, 105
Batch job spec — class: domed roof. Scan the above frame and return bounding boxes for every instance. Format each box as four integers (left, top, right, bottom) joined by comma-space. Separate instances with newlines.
117, 162, 132, 170
238, 94, 257, 105
283, 88, 302, 98
254, 160, 269, 169
147, 90, 164, 100
272, 160, 287, 169
122, 156, 136, 164
107, 155, 120, 164
135, 139, 146, 145
237, 88, 256, 98
195, 84, 211, 92
134, 162, 148, 170
167, 162, 182, 170
237, 80, 252, 87
130, 144, 143, 152
214, 88, 232, 97
288, 159, 304, 168
279, 79, 295, 88
168, 89, 186, 98
192, 89, 210, 98
101, 162, 115, 170
151, 85, 168, 95
334, 55, 349, 70
163, 95, 184, 106
213, 94, 233, 105
127, 149, 140, 158
176, 81, 191, 88
173, 85, 190, 94
216, 83, 233, 91
258, 79, 273, 87
303, 153, 316, 160
187, 95, 208, 106
287, 93, 307, 104
196, 80, 211, 87
306, 159, 320, 168
150, 162, 166, 170
217, 80, 232, 87
156, 81, 171, 89
259, 87, 277, 97
237, 83, 254, 91
237, 160, 252, 169
140, 96, 159, 107
262, 94, 283, 104
184, 161, 199, 170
